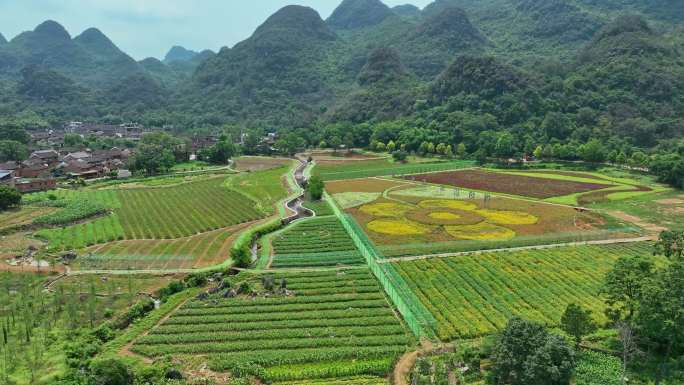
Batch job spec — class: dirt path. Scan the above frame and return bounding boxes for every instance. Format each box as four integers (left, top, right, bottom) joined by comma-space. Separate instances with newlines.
608, 210, 667, 234
119, 295, 192, 363
394, 350, 420, 385
379, 236, 656, 264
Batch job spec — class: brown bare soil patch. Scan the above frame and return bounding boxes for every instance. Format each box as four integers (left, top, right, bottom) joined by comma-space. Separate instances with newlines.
326, 177, 409, 194
578, 185, 652, 205
608, 211, 667, 234
233, 157, 290, 172
404, 169, 611, 199
656, 198, 684, 205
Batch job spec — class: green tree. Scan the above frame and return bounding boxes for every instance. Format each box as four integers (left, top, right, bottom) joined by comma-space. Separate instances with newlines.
90, 359, 134, 385
634, 262, 684, 385
580, 139, 607, 163
387, 140, 396, 153
204, 138, 236, 164
602, 255, 654, 320
0, 186, 21, 211
63, 134, 84, 148
0, 140, 28, 162
654, 231, 684, 260
560, 303, 597, 348
533, 145, 543, 159
329, 136, 342, 153
456, 143, 467, 158
128, 145, 175, 175
489, 317, 575, 385
495, 132, 515, 158
542, 112, 573, 140
307, 176, 325, 201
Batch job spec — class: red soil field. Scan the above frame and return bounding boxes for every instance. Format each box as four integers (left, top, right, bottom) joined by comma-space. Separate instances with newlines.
403, 169, 611, 199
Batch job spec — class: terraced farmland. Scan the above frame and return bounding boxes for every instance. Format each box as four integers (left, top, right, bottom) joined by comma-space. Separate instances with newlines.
36, 177, 264, 251
271, 217, 364, 268
131, 269, 411, 383
393, 242, 652, 341
81, 226, 244, 270
116, 177, 261, 239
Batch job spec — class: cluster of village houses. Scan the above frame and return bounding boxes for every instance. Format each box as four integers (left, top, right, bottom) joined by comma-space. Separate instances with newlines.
0, 122, 144, 193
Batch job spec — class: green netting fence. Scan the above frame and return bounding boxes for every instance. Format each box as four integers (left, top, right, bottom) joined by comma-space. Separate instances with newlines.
324, 191, 437, 340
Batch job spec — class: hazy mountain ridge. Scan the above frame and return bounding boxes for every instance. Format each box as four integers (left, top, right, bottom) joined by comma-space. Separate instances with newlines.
327, 0, 395, 30
0, 0, 682, 146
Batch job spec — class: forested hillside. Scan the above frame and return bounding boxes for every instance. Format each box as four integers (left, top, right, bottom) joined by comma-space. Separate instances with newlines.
0, 0, 683, 167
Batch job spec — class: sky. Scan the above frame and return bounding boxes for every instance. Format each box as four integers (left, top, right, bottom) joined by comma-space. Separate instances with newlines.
0, 0, 433, 60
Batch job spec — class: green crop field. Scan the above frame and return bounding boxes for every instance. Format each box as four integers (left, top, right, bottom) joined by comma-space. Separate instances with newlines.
226, 164, 291, 213
271, 217, 365, 268
393, 242, 653, 341
131, 269, 411, 383
80, 226, 243, 270
35, 177, 264, 252
314, 159, 474, 181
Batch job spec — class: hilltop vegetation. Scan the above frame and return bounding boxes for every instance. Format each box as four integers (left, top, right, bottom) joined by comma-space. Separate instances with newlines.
0, 0, 683, 185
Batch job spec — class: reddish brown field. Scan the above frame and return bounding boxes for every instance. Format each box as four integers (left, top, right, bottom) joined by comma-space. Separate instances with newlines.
233, 157, 291, 172
325, 178, 409, 194
403, 169, 610, 199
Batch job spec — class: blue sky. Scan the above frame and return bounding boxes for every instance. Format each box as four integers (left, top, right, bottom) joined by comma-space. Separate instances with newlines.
0, 0, 432, 60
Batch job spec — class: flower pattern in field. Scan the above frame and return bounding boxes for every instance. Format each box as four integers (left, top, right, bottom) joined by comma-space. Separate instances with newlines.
359, 198, 538, 241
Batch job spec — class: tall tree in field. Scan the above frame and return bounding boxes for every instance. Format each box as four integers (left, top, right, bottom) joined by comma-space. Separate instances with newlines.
560, 303, 596, 348
602, 255, 654, 320
489, 317, 575, 385
307, 176, 325, 201
654, 231, 684, 260
634, 261, 684, 385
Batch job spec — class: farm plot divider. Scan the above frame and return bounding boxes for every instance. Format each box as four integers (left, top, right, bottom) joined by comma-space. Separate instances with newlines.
324, 192, 437, 340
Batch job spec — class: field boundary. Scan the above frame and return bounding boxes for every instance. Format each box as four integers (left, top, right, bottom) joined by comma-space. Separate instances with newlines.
324, 191, 438, 340
378, 236, 655, 264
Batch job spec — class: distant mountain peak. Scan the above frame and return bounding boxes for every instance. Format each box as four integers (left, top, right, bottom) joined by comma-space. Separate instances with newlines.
392, 4, 421, 18
255, 5, 335, 41
598, 14, 654, 39
422, 0, 462, 18
34, 20, 71, 40
164, 46, 198, 63
327, 0, 394, 30
0, 33, 6, 45
74, 28, 117, 50
359, 47, 406, 85
415, 6, 484, 44
581, 15, 673, 62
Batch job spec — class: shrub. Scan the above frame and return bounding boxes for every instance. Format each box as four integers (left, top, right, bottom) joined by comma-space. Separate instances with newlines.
0, 185, 21, 210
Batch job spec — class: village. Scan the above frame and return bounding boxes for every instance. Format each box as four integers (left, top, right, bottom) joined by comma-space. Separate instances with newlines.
0, 121, 224, 192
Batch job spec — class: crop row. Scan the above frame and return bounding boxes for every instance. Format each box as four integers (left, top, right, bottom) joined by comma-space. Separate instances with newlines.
274, 376, 387, 385
394, 243, 650, 340
132, 334, 410, 356
175, 298, 389, 316
183, 292, 385, 308
83, 227, 236, 270
137, 324, 406, 345
165, 307, 395, 325
133, 268, 409, 383
151, 315, 401, 335
37, 214, 125, 252
272, 254, 367, 268
116, 178, 261, 239
272, 217, 364, 267
208, 345, 407, 370
264, 358, 393, 382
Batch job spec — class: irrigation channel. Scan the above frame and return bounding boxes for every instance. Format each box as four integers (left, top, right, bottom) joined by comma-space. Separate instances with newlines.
250, 156, 314, 261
